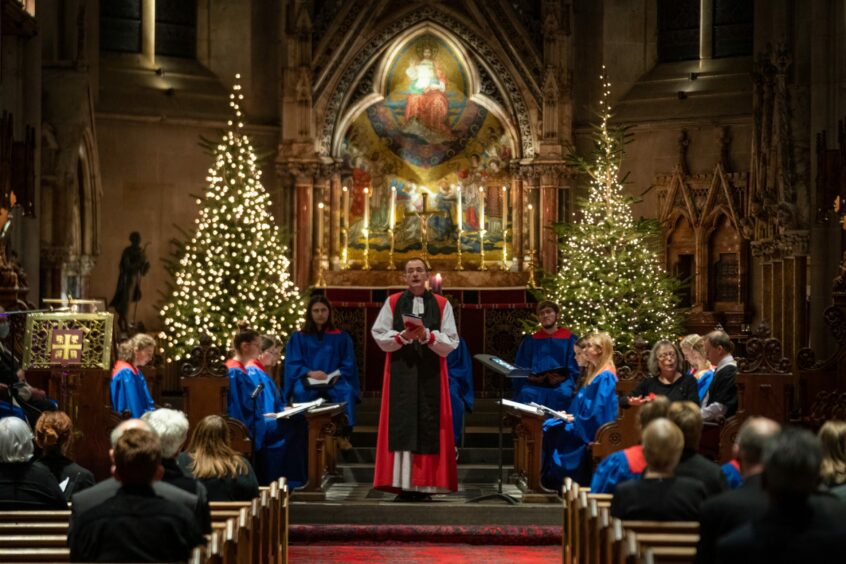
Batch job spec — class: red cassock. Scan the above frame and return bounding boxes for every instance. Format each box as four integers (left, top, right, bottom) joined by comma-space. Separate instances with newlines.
372, 292, 458, 493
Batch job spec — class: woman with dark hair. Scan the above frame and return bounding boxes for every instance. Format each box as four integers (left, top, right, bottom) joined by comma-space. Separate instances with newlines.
33, 411, 95, 500
180, 415, 259, 501
284, 296, 360, 444
621, 340, 699, 408
111, 333, 157, 418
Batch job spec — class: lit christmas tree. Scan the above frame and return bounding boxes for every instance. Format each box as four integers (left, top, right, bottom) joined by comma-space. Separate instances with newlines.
160, 75, 305, 361
543, 71, 681, 349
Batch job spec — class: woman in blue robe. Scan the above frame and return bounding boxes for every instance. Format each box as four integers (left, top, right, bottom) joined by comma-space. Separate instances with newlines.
681, 334, 715, 403
447, 338, 474, 447
111, 333, 157, 418
284, 296, 360, 442
541, 332, 619, 488
245, 335, 307, 487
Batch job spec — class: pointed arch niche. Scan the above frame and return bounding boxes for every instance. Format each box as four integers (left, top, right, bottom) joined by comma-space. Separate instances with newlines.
329, 25, 521, 272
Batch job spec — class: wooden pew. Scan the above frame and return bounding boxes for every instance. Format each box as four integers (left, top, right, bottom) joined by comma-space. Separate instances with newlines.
590, 405, 641, 469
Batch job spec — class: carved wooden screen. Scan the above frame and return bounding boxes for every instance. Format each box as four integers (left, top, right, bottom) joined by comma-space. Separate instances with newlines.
708, 214, 741, 308
666, 215, 696, 308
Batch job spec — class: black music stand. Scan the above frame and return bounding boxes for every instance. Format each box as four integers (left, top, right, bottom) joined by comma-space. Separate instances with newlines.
466, 354, 528, 505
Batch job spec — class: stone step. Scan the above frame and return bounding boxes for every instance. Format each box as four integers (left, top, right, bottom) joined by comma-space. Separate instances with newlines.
350, 426, 514, 449
337, 463, 515, 484
341, 446, 513, 465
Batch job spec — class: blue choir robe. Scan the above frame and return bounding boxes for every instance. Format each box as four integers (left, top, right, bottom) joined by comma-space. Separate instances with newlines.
447, 338, 474, 446
695, 369, 715, 403
228, 360, 306, 487
541, 367, 618, 488
0, 400, 26, 421
721, 459, 743, 489
111, 361, 155, 418
590, 444, 647, 494
283, 330, 360, 427
513, 327, 580, 411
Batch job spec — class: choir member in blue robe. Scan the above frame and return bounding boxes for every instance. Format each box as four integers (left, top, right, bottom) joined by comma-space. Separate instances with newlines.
111, 333, 157, 418
283, 296, 360, 438
447, 338, 474, 447
513, 301, 580, 411
245, 335, 307, 487
541, 332, 619, 488
590, 396, 671, 494
681, 334, 715, 403
721, 459, 743, 489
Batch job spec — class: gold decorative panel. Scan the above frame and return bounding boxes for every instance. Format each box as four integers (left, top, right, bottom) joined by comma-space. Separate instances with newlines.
23, 312, 114, 369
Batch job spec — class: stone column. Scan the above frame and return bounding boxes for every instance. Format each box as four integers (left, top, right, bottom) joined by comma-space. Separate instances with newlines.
539, 168, 559, 272
141, 0, 155, 68
510, 173, 524, 271
293, 167, 315, 290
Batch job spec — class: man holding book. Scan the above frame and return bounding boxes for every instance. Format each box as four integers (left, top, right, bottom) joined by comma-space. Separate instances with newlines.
371, 257, 459, 501
512, 301, 581, 411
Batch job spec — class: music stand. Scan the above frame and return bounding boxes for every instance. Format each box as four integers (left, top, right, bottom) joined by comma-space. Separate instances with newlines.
466, 354, 526, 505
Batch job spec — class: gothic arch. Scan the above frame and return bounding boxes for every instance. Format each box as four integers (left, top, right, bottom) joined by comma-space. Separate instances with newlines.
317, 6, 536, 160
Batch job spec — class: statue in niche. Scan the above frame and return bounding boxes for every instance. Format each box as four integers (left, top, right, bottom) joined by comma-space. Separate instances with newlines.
403, 40, 451, 139
109, 232, 150, 333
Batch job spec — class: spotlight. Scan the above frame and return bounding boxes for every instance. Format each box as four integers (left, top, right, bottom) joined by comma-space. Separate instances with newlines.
677, 91, 687, 100
155, 67, 165, 76
689, 72, 698, 81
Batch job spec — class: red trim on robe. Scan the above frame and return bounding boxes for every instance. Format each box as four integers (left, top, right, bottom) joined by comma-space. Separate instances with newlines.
246, 359, 266, 373
623, 445, 647, 474
532, 327, 573, 340
112, 361, 138, 378
373, 292, 458, 493
324, 329, 342, 335
728, 458, 740, 472
226, 359, 246, 372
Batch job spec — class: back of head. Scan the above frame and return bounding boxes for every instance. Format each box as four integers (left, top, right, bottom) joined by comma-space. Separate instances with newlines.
705, 330, 733, 354
110, 419, 153, 449
117, 333, 157, 362
141, 408, 189, 459
114, 428, 162, 486
737, 417, 781, 470
0, 417, 34, 463
186, 415, 246, 479
819, 420, 846, 486
642, 418, 685, 473
34, 411, 73, 454
667, 401, 703, 450
232, 321, 259, 353
763, 427, 822, 501
638, 395, 671, 430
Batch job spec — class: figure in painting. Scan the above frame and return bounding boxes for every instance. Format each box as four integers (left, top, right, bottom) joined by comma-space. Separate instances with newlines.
404, 41, 451, 137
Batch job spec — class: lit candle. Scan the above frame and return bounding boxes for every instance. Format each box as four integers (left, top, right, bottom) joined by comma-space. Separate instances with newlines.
479, 187, 485, 231
433, 273, 443, 295
342, 186, 350, 230
317, 201, 325, 251
501, 185, 508, 232
363, 187, 370, 232
456, 184, 463, 231
528, 203, 535, 252
389, 185, 396, 230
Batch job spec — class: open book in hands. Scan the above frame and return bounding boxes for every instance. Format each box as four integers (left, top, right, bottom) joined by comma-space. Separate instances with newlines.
401, 313, 424, 331
264, 398, 326, 419
304, 369, 341, 388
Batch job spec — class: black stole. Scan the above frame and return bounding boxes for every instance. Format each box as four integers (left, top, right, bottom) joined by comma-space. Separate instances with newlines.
388, 290, 442, 454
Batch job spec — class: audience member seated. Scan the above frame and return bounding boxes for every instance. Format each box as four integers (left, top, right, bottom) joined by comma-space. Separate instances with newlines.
111, 333, 157, 418
668, 401, 727, 497
717, 428, 846, 563
142, 408, 211, 532
0, 416, 66, 509
71, 419, 211, 534
610, 418, 707, 521
33, 411, 95, 500
701, 330, 739, 421
512, 301, 581, 411
696, 417, 781, 564
621, 340, 699, 407
68, 427, 204, 563
591, 396, 671, 493
541, 332, 618, 487
818, 420, 846, 500
178, 414, 259, 501
680, 333, 715, 403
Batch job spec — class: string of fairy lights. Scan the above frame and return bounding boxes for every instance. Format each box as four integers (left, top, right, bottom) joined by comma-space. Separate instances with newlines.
547, 68, 679, 349
159, 75, 305, 361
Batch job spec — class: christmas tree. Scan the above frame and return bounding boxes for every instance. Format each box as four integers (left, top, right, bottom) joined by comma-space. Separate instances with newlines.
543, 71, 681, 349
160, 75, 305, 361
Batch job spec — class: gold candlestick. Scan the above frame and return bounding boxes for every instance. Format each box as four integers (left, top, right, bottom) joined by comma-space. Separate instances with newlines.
387, 227, 396, 270
501, 228, 508, 270
315, 202, 327, 287
341, 186, 350, 269
527, 249, 537, 288
456, 228, 464, 270
479, 228, 487, 271
362, 187, 371, 270
417, 191, 435, 269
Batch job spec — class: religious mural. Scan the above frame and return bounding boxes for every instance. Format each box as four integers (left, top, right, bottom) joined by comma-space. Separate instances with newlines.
340, 33, 515, 269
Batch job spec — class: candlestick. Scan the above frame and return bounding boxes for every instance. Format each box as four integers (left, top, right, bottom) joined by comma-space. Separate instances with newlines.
455, 185, 464, 271
528, 203, 536, 253
362, 187, 370, 270
501, 185, 508, 233
479, 187, 487, 271
317, 201, 325, 252
341, 186, 350, 269
387, 186, 397, 270
363, 187, 370, 231
431, 273, 443, 295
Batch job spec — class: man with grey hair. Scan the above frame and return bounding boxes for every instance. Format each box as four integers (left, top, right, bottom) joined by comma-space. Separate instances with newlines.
0, 417, 66, 509
701, 330, 739, 421
141, 409, 210, 531
717, 427, 846, 563
696, 417, 781, 563
71, 418, 211, 533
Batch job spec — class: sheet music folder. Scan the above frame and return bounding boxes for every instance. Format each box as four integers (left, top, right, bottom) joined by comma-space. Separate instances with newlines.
473, 354, 531, 378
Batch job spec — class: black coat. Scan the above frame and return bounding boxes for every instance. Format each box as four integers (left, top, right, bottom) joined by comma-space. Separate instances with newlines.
706, 363, 738, 417
697, 474, 768, 563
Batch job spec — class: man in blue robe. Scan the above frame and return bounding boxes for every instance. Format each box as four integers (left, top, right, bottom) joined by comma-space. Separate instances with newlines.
447, 338, 474, 447
513, 301, 580, 411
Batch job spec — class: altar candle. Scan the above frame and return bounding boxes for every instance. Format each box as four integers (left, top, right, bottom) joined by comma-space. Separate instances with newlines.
502, 185, 508, 231
528, 203, 535, 251
317, 201, 325, 250
363, 187, 370, 231
479, 187, 485, 231
433, 273, 443, 295
342, 186, 350, 230
389, 185, 396, 229
456, 185, 463, 231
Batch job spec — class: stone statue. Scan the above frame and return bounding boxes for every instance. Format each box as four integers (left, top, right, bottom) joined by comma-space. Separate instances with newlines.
109, 232, 150, 332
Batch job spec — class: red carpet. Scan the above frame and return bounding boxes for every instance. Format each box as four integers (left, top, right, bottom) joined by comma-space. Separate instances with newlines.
289, 543, 561, 563
289, 524, 562, 545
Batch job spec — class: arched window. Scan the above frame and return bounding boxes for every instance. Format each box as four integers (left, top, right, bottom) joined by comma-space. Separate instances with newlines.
658, 0, 753, 63
100, 0, 196, 59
